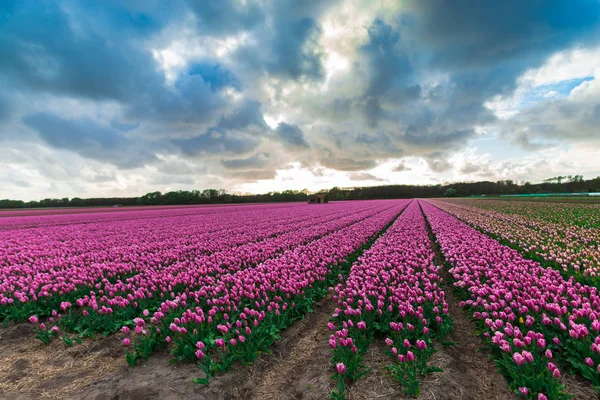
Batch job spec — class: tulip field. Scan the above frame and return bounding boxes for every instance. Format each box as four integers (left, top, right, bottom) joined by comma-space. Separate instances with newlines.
1, 198, 600, 399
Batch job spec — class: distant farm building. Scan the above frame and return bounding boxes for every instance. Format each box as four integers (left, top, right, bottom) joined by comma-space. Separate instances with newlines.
308, 194, 328, 204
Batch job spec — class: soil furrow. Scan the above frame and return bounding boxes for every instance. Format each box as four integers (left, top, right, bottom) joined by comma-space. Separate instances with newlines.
418, 200, 517, 400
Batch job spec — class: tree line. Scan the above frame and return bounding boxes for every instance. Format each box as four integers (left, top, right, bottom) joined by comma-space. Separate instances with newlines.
1, 176, 600, 209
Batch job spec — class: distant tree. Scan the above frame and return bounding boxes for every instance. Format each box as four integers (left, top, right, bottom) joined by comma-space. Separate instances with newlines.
569, 175, 584, 183
444, 188, 458, 197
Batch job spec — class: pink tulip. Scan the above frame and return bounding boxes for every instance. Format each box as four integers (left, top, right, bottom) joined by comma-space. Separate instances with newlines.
329, 335, 337, 349
336, 363, 346, 374
513, 353, 525, 366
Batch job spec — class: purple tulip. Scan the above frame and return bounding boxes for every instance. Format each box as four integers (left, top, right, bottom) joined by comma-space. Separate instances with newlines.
513, 353, 525, 366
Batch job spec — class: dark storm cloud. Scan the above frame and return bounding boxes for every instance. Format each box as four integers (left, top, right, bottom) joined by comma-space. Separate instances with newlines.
403, 129, 474, 148
334, 1, 600, 155
221, 153, 270, 170
424, 152, 452, 173
0, 1, 166, 101
356, 132, 400, 154
405, 0, 600, 69
317, 152, 378, 172
399, 0, 600, 124
217, 100, 268, 132
355, 18, 418, 127
227, 170, 277, 181
172, 100, 267, 156
459, 162, 485, 175
392, 161, 411, 172
275, 123, 310, 149
349, 172, 385, 182
126, 73, 225, 127
0, 93, 10, 121
185, 0, 264, 36
188, 63, 242, 92
110, 120, 140, 132
234, 0, 338, 80
501, 83, 600, 148
0, 0, 233, 134
174, 132, 259, 157
23, 112, 157, 168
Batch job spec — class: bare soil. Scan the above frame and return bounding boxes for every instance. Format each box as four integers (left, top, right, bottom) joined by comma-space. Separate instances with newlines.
0, 294, 339, 400
0, 323, 123, 400
248, 294, 337, 400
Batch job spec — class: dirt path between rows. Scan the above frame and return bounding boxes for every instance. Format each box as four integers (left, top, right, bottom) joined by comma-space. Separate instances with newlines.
418, 200, 517, 400
248, 294, 336, 400
0, 323, 124, 400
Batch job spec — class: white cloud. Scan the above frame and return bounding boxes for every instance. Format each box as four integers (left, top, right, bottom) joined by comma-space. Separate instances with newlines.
521, 46, 600, 87
485, 46, 600, 120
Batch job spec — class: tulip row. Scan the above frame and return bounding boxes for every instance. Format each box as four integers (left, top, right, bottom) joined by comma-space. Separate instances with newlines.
447, 198, 600, 230
328, 200, 451, 398
121, 201, 410, 380
2, 202, 382, 323
44, 201, 399, 337
0, 202, 304, 230
428, 199, 600, 283
422, 200, 600, 399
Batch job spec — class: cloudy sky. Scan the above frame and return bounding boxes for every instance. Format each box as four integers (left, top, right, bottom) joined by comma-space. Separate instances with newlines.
1, 0, 600, 200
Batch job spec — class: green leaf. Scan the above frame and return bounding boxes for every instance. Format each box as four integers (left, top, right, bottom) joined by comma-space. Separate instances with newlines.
426, 366, 444, 374
61, 335, 75, 347
192, 378, 210, 386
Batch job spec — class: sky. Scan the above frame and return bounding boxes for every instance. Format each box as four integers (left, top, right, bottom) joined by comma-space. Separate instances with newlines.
1, 0, 600, 201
